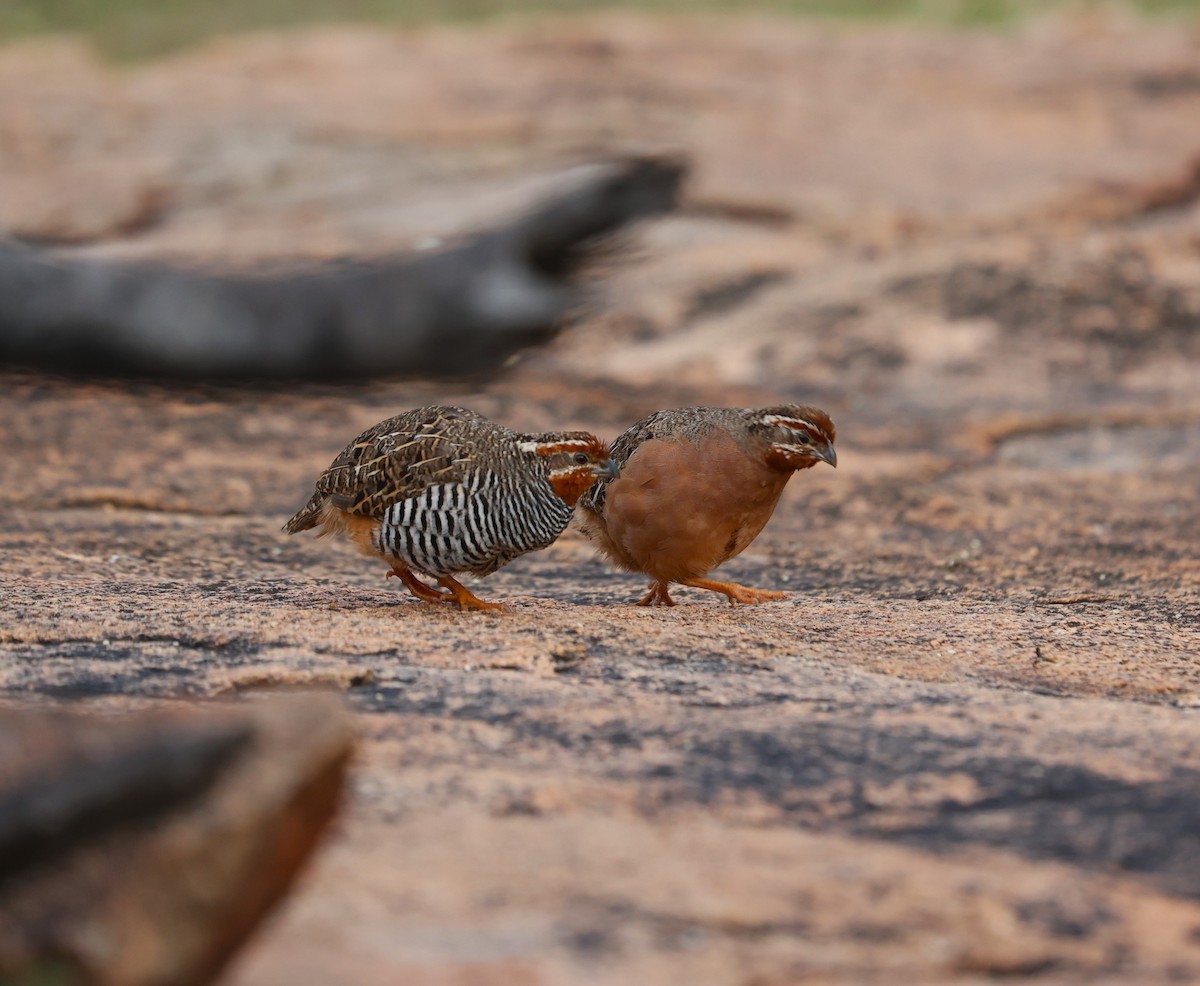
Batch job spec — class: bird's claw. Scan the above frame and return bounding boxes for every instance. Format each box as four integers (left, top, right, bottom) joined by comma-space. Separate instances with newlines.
636, 581, 676, 606
721, 586, 787, 606
681, 577, 786, 606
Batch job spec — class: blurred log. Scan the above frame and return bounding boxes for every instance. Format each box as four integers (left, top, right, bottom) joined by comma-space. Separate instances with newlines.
0, 155, 686, 379
0, 694, 353, 986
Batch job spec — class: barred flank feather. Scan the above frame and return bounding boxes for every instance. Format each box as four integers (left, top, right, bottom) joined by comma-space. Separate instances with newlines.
376, 471, 571, 578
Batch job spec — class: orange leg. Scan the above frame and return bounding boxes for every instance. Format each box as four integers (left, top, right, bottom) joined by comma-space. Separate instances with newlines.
636, 580, 676, 607
435, 575, 505, 612
680, 577, 786, 606
386, 564, 451, 604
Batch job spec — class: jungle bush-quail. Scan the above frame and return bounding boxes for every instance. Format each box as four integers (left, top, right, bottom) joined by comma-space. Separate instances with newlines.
576, 405, 836, 606
284, 405, 617, 610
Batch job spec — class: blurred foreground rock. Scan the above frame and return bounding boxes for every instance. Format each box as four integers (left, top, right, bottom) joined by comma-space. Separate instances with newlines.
0, 694, 353, 986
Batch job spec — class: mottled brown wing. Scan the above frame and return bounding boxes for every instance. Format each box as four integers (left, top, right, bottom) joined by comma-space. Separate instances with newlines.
581, 408, 693, 514
605, 417, 658, 473
315, 406, 487, 518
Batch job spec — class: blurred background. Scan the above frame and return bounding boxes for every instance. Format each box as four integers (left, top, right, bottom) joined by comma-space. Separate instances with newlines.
4, 2, 1200, 984
4, 0, 1197, 61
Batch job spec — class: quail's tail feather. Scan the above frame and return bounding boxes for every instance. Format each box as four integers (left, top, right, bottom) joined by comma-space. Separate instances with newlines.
283, 492, 326, 534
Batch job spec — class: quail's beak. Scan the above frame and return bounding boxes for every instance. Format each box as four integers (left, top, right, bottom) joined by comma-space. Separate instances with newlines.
817, 444, 838, 468
593, 458, 620, 480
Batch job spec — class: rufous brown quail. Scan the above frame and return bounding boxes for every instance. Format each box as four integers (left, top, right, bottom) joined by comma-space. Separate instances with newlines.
576, 405, 836, 606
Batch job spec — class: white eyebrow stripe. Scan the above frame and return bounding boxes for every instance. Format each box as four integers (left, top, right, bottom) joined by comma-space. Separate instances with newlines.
759, 414, 818, 432
519, 438, 594, 453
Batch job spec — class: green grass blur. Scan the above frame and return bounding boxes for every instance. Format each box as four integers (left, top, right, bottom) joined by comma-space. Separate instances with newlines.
1, 0, 1198, 60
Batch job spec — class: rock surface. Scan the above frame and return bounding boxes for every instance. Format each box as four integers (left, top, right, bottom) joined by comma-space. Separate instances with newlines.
0, 694, 353, 986
2, 11, 1200, 984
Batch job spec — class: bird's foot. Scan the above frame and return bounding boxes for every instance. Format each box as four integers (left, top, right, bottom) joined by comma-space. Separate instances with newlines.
681, 577, 786, 606
435, 575, 506, 612
387, 565, 452, 604
636, 581, 676, 607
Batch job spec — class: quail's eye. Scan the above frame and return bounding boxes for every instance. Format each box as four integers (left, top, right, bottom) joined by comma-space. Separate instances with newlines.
573, 452, 590, 465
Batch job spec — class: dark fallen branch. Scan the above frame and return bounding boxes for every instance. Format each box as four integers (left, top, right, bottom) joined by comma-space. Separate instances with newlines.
0, 155, 686, 379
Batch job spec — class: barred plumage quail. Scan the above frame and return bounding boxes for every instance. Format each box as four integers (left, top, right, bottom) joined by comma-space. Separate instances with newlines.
284, 405, 617, 610
576, 405, 836, 606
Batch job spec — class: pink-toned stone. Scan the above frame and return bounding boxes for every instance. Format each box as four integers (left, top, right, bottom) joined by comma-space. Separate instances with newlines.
0, 695, 353, 986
